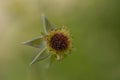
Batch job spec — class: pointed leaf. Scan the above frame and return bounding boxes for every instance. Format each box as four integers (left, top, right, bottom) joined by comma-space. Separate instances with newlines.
30, 47, 47, 65
36, 53, 50, 63
42, 15, 56, 34
22, 36, 45, 49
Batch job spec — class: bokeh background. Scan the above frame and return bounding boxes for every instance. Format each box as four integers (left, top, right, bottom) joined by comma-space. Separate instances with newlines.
0, 0, 120, 80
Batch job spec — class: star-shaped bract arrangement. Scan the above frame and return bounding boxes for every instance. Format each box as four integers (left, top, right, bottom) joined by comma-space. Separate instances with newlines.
22, 15, 72, 66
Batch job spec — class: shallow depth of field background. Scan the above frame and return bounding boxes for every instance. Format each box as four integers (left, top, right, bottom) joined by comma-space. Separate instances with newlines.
0, 0, 120, 80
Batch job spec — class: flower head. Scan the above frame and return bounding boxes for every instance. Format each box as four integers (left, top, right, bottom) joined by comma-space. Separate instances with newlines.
22, 15, 72, 65
45, 27, 72, 60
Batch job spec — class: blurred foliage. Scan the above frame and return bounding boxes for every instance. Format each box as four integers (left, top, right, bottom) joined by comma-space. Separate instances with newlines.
0, 0, 120, 80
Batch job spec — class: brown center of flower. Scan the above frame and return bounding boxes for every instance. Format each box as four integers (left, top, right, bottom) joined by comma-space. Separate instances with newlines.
50, 33, 69, 51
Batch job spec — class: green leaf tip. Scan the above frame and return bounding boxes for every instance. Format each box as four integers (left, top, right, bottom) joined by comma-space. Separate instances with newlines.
29, 47, 49, 66
42, 14, 56, 34
22, 36, 45, 49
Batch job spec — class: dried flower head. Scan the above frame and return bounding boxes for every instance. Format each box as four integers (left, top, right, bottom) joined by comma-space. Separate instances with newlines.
22, 15, 72, 65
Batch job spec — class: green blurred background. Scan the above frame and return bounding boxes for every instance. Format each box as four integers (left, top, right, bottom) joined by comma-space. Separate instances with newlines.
0, 0, 120, 80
